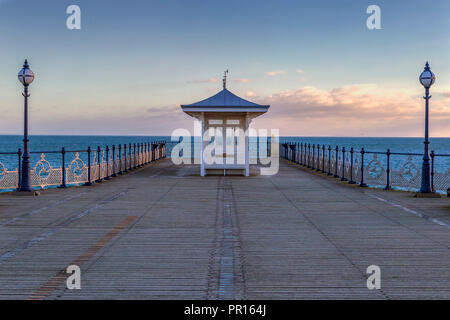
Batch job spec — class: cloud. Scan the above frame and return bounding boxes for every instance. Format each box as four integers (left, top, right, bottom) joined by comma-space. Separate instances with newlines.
246, 91, 257, 98
186, 77, 218, 84
266, 70, 287, 76
296, 69, 305, 74
251, 84, 450, 137
234, 78, 250, 83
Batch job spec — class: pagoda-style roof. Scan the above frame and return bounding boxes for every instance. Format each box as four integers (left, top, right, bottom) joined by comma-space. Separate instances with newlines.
181, 88, 269, 108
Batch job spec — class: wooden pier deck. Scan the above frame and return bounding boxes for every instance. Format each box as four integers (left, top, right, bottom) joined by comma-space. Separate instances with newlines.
0, 159, 449, 300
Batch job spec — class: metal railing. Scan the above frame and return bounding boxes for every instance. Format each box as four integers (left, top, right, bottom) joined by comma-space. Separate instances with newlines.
0, 141, 166, 192
280, 142, 450, 194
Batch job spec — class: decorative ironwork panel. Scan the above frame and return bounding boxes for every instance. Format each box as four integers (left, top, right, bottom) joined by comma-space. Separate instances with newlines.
0, 161, 19, 190
337, 153, 343, 177
66, 152, 88, 185
344, 153, 350, 180
30, 153, 62, 188
364, 154, 386, 187
330, 153, 336, 175
390, 155, 421, 191
434, 168, 450, 193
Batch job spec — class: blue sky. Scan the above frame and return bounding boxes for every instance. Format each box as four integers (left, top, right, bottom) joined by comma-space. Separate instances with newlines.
0, 0, 449, 136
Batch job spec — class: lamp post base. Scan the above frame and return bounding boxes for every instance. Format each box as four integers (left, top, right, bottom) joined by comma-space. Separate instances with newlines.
414, 192, 441, 198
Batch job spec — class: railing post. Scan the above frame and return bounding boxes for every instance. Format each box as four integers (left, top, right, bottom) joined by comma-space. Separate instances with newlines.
360, 148, 368, 187
327, 145, 332, 175
126, 143, 129, 170
17, 148, 22, 190
142, 143, 145, 165
293, 143, 296, 163
151, 142, 154, 161
143, 143, 147, 164
384, 149, 391, 190
322, 145, 326, 173
60, 147, 67, 188
150, 142, 153, 162
286, 143, 289, 161
292, 144, 296, 163
136, 143, 140, 167
299, 143, 303, 165
96, 146, 102, 182
341, 147, 347, 181
124, 144, 128, 172
139, 143, 143, 166
316, 144, 320, 171
307, 144, 311, 168
129, 143, 132, 169
334, 146, 339, 178
349, 147, 356, 184
131, 143, 135, 169
151, 143, 155, 162
137, 143, 140, 167
431, 150, 435, 192
316, 144, 321, 171
85, 146, 92, 186
304, 143, 307, 166
312, 144, 316, 170
164, 142, 167, 158
137, 143, 140, 166
105, 145, 110, 180
118, 144, 122, 174
150, 142, 153, 161
112, 145, 117, 177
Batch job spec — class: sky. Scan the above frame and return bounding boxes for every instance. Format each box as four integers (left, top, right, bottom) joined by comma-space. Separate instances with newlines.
0, 0, 449, 137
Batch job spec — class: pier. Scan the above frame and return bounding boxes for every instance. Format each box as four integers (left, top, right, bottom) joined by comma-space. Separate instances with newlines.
0, 159, 448, 299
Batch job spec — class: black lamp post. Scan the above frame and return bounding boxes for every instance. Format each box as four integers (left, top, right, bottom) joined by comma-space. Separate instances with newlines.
418, 61, 435, 194
18, 59, 35, 192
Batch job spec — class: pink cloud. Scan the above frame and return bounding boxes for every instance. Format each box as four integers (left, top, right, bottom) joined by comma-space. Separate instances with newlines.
266, 70, 287, 76
234, 78, 251, 83
186, 77, 218, 84
252, 84, 450, 137
246, 91, 257, 98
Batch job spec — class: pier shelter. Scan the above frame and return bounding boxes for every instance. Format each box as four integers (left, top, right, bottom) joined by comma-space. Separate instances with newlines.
181, 72, 269, 176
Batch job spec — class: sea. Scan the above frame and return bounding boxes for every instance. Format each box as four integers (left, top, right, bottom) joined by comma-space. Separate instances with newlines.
0, 135, 449, 172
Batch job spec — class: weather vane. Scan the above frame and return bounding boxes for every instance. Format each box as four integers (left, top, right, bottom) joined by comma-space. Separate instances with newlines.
223, 69, 229, 89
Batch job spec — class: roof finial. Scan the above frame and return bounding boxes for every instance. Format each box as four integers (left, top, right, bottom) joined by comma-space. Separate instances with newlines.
223, 69, 229, 89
